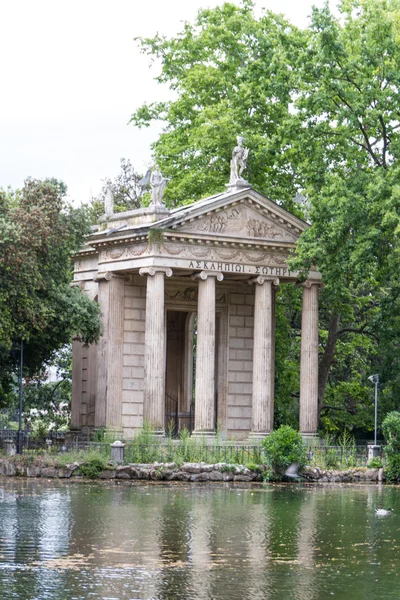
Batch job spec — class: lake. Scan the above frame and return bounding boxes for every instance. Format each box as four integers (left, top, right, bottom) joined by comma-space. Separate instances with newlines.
0, 480, 399, 599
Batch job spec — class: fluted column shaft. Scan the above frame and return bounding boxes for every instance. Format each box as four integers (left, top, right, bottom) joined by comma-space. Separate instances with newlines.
140, 267, 172, 434
250, 276, 279, 437
193, 271, 223, 435
299, 281, 320, 436
95, 272, 125, 432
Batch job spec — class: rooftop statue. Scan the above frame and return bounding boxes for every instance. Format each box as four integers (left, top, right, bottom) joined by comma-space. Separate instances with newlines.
104, 185, 114, 217
150, 165, 170, 207
229, 135, 249, 185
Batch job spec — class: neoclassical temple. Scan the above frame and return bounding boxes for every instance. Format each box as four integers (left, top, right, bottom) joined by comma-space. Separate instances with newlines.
71, 144, 322, 440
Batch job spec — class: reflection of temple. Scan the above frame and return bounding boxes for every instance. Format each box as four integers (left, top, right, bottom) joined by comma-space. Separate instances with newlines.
71, 178, 322, 439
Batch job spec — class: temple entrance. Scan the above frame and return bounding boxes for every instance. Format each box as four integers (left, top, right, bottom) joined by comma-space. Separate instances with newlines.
165, 310, 195, 435
165, 310, 221, 436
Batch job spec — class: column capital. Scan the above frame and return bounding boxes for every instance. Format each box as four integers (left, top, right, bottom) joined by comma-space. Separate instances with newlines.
248, 275, 280, 287
94, 271, 127, 282
296, 279, 324, 289
192, 271, 224, 282
139, 267, 173, 278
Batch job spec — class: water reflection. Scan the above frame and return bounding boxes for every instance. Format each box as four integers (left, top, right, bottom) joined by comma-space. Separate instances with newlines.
0, 481, 400, 599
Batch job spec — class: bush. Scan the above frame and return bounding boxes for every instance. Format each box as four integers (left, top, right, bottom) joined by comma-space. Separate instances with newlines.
382, 411, 400, 481
77, 455, 107, 479
368, 457, 383, 469
262, 425, 306, 480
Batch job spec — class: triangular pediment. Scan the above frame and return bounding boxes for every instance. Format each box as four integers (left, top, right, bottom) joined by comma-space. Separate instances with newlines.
162, 188, 307, 244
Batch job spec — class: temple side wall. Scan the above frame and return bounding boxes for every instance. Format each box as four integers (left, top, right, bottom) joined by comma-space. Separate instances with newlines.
226, 284, 255, 439
122, 276, 146, 438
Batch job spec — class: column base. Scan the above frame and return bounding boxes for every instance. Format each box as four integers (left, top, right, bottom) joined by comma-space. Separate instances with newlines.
151, 429, 166, 438
191, 430, 216, 444
248, 431, 270, 442
300, 432, 319, 443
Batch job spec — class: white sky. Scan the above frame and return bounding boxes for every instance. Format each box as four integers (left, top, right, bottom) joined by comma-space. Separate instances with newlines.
0, 0, 325, 204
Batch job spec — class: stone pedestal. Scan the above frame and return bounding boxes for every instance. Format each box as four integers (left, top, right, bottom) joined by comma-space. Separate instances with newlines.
140, 267, 172, 435
192, 271, 223, 438
95, 272, 126, 433
249, 276, 279, 438
368, 444, 381, 461
299, 281, 320, 437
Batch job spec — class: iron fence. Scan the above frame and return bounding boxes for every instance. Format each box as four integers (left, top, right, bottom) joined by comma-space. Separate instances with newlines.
0, 430, 383, 468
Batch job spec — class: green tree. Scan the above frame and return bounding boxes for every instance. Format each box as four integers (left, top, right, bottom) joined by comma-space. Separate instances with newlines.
132, 0, 400, 435
0, 178, 101, 407
292, 0, 400, 428
90, 158, 147, 219
131, 1, 305, 210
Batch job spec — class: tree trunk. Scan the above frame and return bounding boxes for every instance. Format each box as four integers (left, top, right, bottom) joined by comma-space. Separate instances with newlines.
318, 312, 340, 414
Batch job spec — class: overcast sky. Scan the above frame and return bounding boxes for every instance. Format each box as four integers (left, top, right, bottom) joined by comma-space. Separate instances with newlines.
0, 0, 325, 205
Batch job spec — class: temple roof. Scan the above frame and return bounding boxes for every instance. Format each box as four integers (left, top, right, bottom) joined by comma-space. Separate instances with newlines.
89, 185, 308, 247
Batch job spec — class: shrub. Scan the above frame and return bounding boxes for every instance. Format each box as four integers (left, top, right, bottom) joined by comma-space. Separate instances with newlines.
368, 457, 383, 469
78, 456, 107, 479
262, 425, 306, 480
382, 411, 400, 481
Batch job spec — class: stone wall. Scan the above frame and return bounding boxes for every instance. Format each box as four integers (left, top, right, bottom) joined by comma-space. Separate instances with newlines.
0, 458, 385, 484
227, 283, 255, 438
122, 276, 146, 437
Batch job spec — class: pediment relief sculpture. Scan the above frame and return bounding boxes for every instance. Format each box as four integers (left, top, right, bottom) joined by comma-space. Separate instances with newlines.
176, 203, 297, 243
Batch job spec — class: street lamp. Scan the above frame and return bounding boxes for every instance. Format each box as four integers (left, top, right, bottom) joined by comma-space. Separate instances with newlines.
17, 339, 24, 454
368, 374, 379, 449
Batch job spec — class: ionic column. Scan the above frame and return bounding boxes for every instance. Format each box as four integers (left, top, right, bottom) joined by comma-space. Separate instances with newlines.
249, 276, 279, 438
95, 272, 126, 433
140, 267, 172, 435
299, 280, 320, 438
192, 271, 223, 437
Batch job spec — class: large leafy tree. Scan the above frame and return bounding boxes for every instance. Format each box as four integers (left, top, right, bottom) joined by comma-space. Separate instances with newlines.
131, 1, 304, 210
292, 0, 400, 428
0, 179, 101, 407
132, 0, 400, 435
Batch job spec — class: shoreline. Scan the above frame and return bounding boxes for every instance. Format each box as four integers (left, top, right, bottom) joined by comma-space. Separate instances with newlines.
0, 457, 385, 484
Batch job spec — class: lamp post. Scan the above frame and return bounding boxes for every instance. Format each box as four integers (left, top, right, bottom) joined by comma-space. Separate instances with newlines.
17, 339, 24, 455
367, 374, 380, 461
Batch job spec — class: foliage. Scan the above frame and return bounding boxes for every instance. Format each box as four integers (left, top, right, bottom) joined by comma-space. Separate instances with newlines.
77, 455, 108, 479
0, 179, 101, 407
54, 448, 109, 468
368, 456, 383, 468
262, 425, 306, 479
383, 411, 400, 480
131, 0, 400, 436
131, 1, 305, 210
90, 158, 148, 220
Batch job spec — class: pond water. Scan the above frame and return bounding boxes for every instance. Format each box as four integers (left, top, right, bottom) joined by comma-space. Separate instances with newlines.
0, 480, 400, 600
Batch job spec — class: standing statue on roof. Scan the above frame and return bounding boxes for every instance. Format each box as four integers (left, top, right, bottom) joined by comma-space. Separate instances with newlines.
230, 135, 249, 185
150, 165, 170, 206
104, 185, 114, 217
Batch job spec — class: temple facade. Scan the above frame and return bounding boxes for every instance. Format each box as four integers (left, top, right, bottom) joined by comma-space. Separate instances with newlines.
71, 159, 322, 440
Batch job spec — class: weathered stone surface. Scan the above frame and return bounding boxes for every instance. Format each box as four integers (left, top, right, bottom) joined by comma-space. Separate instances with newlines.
99, 470, 116, 479
234, 474, 253, 482
182, 463, 202, 474
190, 472, 210, 482
209, 471, 224, 481
365, 468, 379, 481
58, 468, 73, 479
27, 466, 41, 478
137, 468, 151, 479
167, 471, 191, 481
116, 465, 132, 479
41, 467, 57, 478
221, 472, 234, 481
